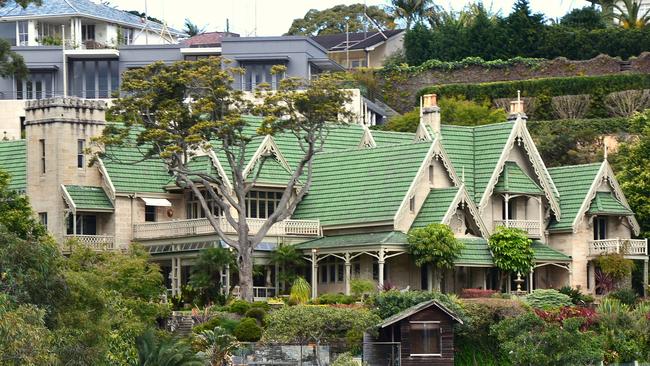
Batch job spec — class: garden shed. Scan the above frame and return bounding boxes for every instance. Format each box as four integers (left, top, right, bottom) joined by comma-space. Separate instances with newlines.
363, 300, 463, 366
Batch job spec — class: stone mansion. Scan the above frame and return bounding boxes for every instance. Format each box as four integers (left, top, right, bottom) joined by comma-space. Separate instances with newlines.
0, 95, 646, 300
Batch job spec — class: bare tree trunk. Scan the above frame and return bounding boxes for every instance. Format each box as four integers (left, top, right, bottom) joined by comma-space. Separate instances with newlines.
238, 245, 254, 302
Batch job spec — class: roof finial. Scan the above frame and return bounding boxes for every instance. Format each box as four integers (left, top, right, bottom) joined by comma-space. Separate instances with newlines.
517, 89, 521, 104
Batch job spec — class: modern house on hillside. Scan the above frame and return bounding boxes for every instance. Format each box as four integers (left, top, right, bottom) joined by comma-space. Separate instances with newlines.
311, 29, 405, 69
0, 94, 646, 301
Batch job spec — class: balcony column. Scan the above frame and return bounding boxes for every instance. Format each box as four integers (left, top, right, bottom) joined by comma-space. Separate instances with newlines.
644, 259, 648, 297
224, 263, 230, 296
537, 197, 543, 237
529, 268, 534, 294
588, 261, 596, 292
504, 194, 510, 227
311, 249, 318, 299
72, 212, 77, 235
344, 253, 352, 296
378, 248, 386, 289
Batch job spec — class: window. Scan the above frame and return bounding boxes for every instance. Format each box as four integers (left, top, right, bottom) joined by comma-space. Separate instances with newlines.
66, 214, 97, 235
186, 190, 221, 219
145, 205, 156, 222
68, 60, 119, 99
17, 21, 28, 46
409, 321, 442, 356
184, 55, 215, 61
409, 196, 415, 213
594, 216, 607, 240
118, 27, 134, 45
0, 22, 16, 46
241, 62, 285, 91
81, 24, 95, 41
77, 139, 85, 168
39, 139, 45, 174
319, 258, 344, 283
245, 190, 282, 219
39, 212, 47, 228
428, 165, 434, 185
350, 59, 367, 68
16, 72, 54, 100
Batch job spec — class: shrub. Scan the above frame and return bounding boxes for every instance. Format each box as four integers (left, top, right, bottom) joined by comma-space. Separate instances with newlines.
608, 288, 639, 306
244, 307, 267, 324
534, 306, 598, 331
524, 289, 572, 310
460, 288, 497, 298
331, 352, 358, 366
233, 318, 262, 342
606, 89, 650, 117
558, 286, 594, 305
550, 94, 591, 119
350, 279, 376, 300
368, 290, 464, 320
227, 300, 250, 315
289, 277, 310, 305
193, 316, 240, 334
378, 108, 420, 133
313, 293, 355, 305
250, 301, 270, 312
491, 312, 604, 365
488, 227, 534, 291
345, 328, 364, 355
439, 96, 507, 126
263, 305, 380, 345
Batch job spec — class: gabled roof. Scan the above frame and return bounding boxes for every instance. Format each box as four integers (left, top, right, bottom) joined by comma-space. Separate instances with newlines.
548, 163, 602, 231
494, 161, 543, 195
378, 299, 463, 327
62, 185, 113, 212
0, 139, 26, 192
311, 29, 405, 51
411, 187, 459, 229
0, 0, 184, 36
587, 192, 633, 216
292, 141, 432, 226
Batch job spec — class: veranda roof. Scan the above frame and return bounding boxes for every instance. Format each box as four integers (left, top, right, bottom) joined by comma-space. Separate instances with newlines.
532, 241, 571, 262
63, 185, 114, 212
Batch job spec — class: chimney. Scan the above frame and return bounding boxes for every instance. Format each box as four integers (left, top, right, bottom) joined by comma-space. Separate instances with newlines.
421, 93, 440, 134
508, 91, 526, 121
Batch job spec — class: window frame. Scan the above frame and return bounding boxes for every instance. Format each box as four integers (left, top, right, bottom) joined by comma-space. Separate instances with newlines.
39, 139, 45, 174
408, 320, 443, 357
77, 139, 85, 168
144, 205, 157, 222
39, 212, 48, 228
594, 216, 607, 240
17, 20, 28, 46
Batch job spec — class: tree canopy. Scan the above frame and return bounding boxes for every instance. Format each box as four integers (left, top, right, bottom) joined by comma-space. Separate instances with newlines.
488, 226, 535, 275
407, 223, 463, 269
286, 3, 396, 36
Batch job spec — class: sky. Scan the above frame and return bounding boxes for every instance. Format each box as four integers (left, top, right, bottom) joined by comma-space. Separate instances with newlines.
106, 0, 592, 36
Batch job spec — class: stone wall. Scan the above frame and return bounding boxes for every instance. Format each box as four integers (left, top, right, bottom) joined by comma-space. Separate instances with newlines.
379, 53, 650, 113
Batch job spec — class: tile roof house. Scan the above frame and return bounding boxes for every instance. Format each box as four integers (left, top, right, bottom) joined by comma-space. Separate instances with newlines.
311, 29, 406, 68
0, 95, 646, 300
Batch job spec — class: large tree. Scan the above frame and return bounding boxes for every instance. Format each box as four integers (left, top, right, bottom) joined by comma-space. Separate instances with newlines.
95, 58, 350, 301
286, 3, 395, 36
407, 223, 463, 291
389, 0, 438, 29
613, 0, 650, 29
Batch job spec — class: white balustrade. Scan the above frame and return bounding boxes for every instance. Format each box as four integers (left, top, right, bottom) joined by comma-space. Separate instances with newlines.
494, 219, 542, 237
588, 238, 648, 256
133, 217, 321, 240
64, 234, 114, 251
253, 286, 277, 300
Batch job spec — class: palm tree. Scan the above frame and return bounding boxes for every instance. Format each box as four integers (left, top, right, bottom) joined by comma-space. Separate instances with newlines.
389, 0, 439, 29
194, 326, 239, 366
613, 0, 650, 28
136, 330, 204, 366
189, 247, 236, 306
269, 244, 305, 293
184, 18, 204, 37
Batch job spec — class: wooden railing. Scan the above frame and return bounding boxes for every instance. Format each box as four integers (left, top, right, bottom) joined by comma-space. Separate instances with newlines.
64, 234, 114, 251
588, 238, 648, 256
253, 286, 277, 301
133, 217, 321, 241
494, 219, 543, 237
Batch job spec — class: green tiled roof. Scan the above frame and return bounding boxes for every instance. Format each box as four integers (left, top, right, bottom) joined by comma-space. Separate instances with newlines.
0, 139, 26, 192
103, 124, 172, 193
587, 192, 632, 215
494, 161, 543, 195
64, 185, 113, 211
440, 125, 475, 198
411, 187, 459, 229
457, 237, 493, 266
548, 163, 601, 231
292, 141, 432, 226
294, 231, 407, 250
371, 130, 416, 146
248, 157, 294, 186
532, 241, 571, 262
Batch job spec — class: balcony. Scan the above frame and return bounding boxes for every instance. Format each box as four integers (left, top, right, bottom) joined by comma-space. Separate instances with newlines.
494, 219, 543, 238
588, 238, 648, 257
132, 217, 321, 241
63, 234, 114, 251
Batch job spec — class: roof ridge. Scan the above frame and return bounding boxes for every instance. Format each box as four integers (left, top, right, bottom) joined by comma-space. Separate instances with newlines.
548, 162, 602, 171
63, 0, 80, 13
315, 140, 430, 157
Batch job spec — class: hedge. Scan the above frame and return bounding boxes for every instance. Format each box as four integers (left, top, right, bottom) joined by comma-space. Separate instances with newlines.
418, 74, 650, 120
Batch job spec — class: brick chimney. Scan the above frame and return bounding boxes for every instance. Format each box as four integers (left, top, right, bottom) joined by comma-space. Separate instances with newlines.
421, 93, 441, 134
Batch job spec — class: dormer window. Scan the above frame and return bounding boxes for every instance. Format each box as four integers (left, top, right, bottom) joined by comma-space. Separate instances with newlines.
246, 190, 283, 219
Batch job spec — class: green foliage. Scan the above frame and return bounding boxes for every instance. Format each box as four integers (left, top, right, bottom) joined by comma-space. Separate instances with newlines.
488, 226, 534, 275
608, 288, 639, 306
312, 293, 356, 305
289, 277, 311, 305
227, 300, 250, 315
560, 6, 607, 30
189, 247, 235, 306
379, 108, 420, 132
595, 253, 636, 281
193, 316, 239, 335
558, 286, 595, 305
331, 352, 358, 366
407, 223, 463, 269
350, 279, 376, 299
596, 298, 650, 363
250, 301, 271, 312
491, 312, 604, 366
614, 109, 650, 238
244, 307, 267, 323
418, 74, 650, 119
286, 4, 395, 36
368, 289, 464, 320
439, 96, 507, 126
270, 244, 305, 294
0, 170, 47, 240
136, 329, 204, 366
264, 305, 380, 345
233, 317, 262, 342
523, 289, 573, 310
193, 326, 239, 366
0, 294, 56, 365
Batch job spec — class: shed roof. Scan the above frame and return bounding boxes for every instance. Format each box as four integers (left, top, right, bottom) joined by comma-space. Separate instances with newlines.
63, 185, 113, 211
378, 299, 463, 328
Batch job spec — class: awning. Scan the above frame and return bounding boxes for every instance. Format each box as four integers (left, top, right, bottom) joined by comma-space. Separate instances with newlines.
141, 197, 172, 207
62, 185, 114, 213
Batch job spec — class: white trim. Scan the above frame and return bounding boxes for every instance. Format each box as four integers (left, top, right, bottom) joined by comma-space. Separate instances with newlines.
414, 122, 432, 142
207, 149, 232, 191
180, 47, 222, 55
242, 135, 292, 179
96, 158, 116, 201
358, 124, 377, 148
440, 185, 490, 238
60, 184, 76, 214
393, 139, 438, 223
140, 197, 172, 207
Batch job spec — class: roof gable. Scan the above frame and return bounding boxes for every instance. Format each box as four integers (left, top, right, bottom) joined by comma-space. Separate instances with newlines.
587, 192, 633, 216
494, 161, 543, 195
411, 187, 459, 229
379, 299, 463, 327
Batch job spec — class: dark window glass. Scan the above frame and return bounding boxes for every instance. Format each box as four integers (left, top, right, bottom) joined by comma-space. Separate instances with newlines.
77, 139, 85, 168
145, 205, 156, 222
409, 323, 441, 355
594, 217, 607, 240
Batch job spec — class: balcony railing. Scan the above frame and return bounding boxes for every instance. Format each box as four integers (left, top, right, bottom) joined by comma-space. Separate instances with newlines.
64, 234, 114, 251
253, 286, 277, 301
494, 219, 542, 238
132, 217, 321, 241
588, 238, 648, 257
